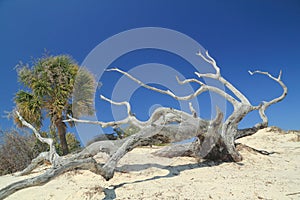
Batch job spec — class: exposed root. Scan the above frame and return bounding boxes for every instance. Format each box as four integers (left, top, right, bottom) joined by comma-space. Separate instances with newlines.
236, 143, 277, 155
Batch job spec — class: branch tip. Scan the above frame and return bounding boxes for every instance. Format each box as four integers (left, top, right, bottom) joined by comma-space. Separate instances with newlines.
106, 68, 117, 72
278, 70, 282, 80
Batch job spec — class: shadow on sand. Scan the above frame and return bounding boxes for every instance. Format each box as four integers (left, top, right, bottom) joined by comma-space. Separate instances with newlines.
102, 160, 242, 199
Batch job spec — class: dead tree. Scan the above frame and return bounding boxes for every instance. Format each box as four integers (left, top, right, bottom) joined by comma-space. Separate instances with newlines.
0, 51, 287, 199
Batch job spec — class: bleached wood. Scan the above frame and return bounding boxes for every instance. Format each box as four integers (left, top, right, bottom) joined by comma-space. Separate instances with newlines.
249, 70, 287, 126
196, 51, 251, 105
1, 52, 288, 198
189, 102, 197, 118
15, 111, 59, 170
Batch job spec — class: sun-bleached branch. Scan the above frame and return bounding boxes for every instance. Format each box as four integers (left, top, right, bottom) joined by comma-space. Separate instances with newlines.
248, 70, 288, 126
106, 68, 176, 97
64, 95, 199, 129
15, 111, 59, 162
175, 76, 238, 106
196, 51, 251, 105
108, 68, 238, 106
13, 111, 60, 176
196, 50, 220, 76
189, 102, 197, 118
176, 75, 204, 86
100, 95, 132, 116
16, 111, 51, 146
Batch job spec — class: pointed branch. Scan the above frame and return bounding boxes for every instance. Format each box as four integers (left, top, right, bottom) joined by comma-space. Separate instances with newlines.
16, 111, 51, 146
65, 95, 145, 129
106, 68, 176, 97
196, 51, 251, 105
248, 70, 282, 82
176, 76, 238, 106
64, 114, 130, 128
196, 50, 220, 76
108, 68, 238, 106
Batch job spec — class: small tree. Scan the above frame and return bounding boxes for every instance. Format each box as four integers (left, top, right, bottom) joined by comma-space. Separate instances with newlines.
14, 54, 96, 155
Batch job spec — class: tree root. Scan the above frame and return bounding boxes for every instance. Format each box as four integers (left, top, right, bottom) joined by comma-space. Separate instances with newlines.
235, 143, 277, 155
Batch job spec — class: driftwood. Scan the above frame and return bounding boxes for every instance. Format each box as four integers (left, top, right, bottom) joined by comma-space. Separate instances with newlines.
0, 51, 287, 199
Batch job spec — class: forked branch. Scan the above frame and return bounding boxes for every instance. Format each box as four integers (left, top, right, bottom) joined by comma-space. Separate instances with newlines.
15, 111, 59, 170
249, 70, 288, 126
196, 51, 251, 105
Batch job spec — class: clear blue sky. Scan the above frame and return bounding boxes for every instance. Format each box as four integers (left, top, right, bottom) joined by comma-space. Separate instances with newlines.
0, 0, 299, 140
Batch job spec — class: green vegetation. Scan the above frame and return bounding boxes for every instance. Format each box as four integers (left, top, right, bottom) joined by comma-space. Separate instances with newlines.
0, 129, 81, 175
14, 54, 96, 155
0, 130, 45, 175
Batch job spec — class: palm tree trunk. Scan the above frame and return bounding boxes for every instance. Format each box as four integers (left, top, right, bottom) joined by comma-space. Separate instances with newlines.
55, 118, 69, 155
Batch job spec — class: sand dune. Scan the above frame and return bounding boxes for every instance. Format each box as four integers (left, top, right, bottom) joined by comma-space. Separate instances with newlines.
0, 128, 299, 200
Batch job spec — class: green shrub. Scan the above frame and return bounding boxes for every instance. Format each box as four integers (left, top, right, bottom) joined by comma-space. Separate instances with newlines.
0, 130, 81, 175
65, 132, 81, 152
0, 130, 42, 175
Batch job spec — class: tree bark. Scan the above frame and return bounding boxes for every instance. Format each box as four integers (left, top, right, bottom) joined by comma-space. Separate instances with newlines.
55, 118, 69, 155
0, 157, 102, 200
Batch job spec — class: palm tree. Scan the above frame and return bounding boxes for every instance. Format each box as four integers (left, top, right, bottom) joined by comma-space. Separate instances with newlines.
15, 54, 95, 155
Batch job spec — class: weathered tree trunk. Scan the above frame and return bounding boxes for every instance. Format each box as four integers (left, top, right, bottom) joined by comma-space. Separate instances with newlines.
0, 51, 287, 199
55, 117, 69, 155
0, 157, 102, 199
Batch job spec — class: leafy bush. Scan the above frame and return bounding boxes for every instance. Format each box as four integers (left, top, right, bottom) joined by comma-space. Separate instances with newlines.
65, 132, 81, 152
0, 129, 81, 175
0, 130, 45, 175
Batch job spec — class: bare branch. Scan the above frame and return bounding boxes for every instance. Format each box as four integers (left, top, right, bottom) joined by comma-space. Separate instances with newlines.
196, 51, 251, 105
100, 95, 132, 116
189, 102, 197, 118
15, 111, 59, 163
64, 113, 144, 129
65, 96, 198, 129
176, 75, 204, 86
107, 68, 176, 97
196, 50, 220, 76
0, 157, 102, 199
65, 95, 146, 129
13, 152, 49, 176
248, 70, 282, 82
108, 68, 238, 106
249, 70, 288, 126
176, 76, 238, 105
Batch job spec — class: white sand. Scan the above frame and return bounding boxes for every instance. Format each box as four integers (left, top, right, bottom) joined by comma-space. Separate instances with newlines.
0, 128, 299, 200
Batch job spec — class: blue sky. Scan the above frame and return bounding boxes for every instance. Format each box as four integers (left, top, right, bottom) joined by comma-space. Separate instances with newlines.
0, 0, 299, 142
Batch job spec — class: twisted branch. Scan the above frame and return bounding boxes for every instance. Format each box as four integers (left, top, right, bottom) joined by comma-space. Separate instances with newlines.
196, 51, 251, 105
14, 111, 59, 176
249, 70, 288, 126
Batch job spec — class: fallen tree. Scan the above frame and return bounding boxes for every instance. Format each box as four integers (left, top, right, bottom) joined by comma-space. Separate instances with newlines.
0, 51, 287, 199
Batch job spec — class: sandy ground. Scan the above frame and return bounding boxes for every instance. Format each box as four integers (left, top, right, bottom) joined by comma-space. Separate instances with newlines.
0, 127, 300, 200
